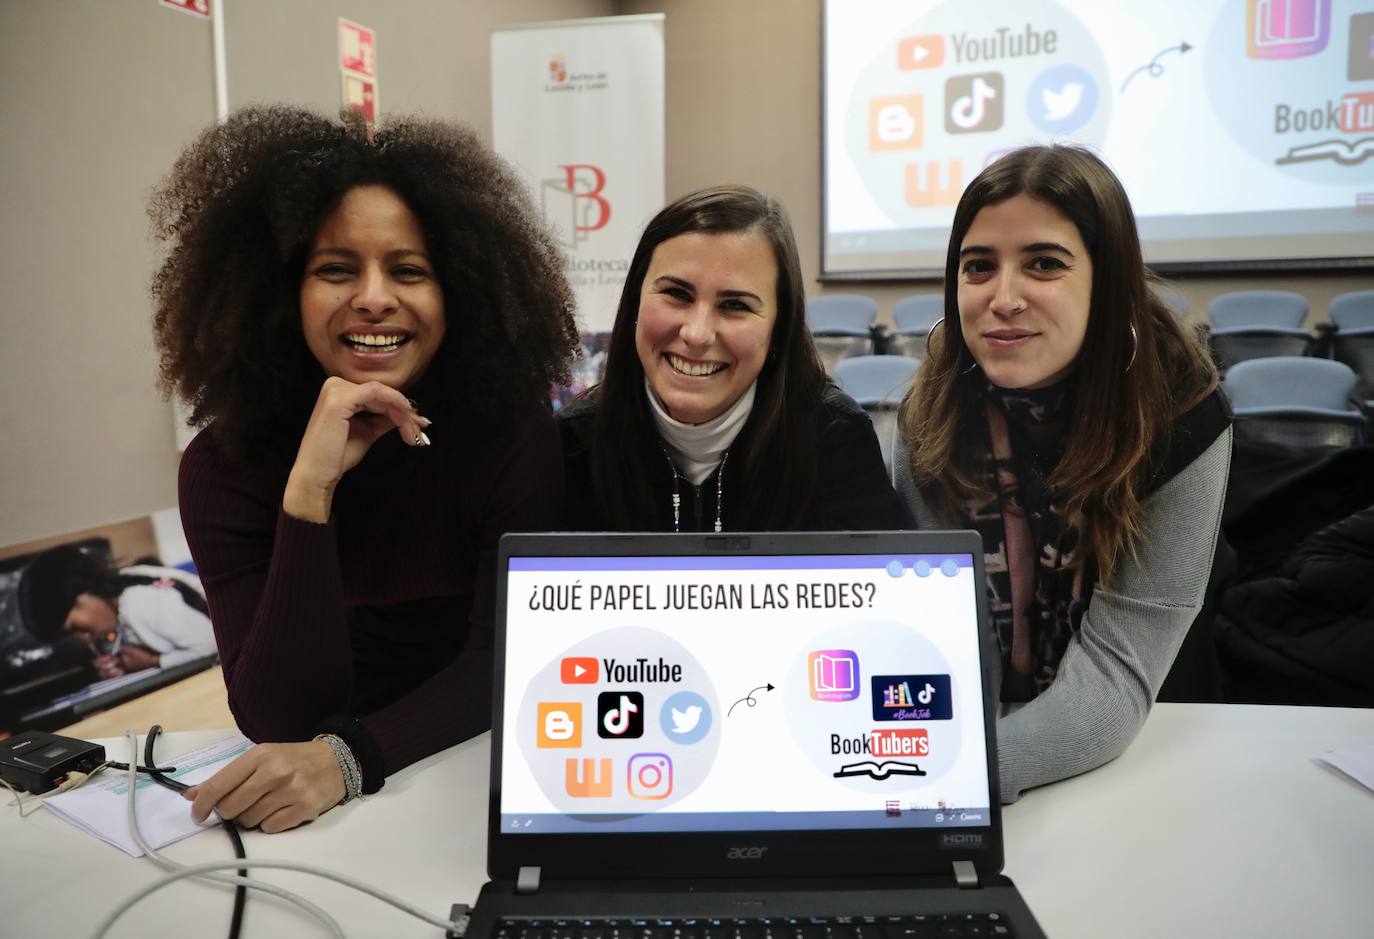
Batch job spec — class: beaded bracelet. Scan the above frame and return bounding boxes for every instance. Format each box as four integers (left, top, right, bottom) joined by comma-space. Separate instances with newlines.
313, 733, 363, 804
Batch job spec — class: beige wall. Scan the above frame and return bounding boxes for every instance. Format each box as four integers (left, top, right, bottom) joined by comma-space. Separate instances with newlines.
620, 0, 1370, 327
0, 0, 611, 548
3, 0, 1369, 547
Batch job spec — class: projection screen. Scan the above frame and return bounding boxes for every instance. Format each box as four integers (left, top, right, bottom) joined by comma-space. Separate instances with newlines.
822, 0, 1374, 279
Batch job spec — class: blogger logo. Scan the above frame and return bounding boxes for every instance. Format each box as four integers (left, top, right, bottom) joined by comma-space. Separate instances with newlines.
868, 95, 923, 152
536, 702, 581, 748
628, 753, 673, 800
1247, 0, 1331, 59
944, 73, 1003, 134
1026, 64, 1098, 135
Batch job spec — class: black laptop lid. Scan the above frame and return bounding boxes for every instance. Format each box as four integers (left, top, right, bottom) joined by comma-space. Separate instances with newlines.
489, 531, 1004, 881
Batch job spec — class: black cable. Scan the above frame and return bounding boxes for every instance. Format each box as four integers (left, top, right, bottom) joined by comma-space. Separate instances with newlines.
144, 724, 247, 939
106, 762, 178, 775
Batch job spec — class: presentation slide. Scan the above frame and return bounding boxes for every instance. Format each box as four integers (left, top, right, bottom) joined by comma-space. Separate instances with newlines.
499, 553, 992, 834
824, 0, 1374, 278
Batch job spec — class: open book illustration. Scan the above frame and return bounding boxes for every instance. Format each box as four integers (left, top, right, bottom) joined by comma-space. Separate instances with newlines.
1275, 137, 1374, 167
833, 760, 928, 780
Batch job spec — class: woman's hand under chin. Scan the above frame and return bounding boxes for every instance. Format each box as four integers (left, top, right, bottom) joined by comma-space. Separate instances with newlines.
282, 375, 432, 523
183, 739, 347, 833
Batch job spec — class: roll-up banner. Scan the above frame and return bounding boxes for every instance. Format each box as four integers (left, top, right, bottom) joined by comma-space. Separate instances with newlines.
492, 14, 666, 333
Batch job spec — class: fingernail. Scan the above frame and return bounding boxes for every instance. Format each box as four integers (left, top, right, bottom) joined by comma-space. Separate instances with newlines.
406, 397, 419, 410
419, 431, 432, 446
417, 416, 433, 427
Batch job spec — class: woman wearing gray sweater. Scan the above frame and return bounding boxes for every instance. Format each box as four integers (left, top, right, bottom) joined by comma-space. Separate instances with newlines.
896, 146, 1230, 803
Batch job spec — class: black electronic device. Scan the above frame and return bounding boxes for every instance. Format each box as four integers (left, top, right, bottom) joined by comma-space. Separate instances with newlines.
0, 730, 106, 794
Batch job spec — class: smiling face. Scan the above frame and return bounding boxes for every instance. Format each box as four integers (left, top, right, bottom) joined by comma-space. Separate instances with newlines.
300, 185, 445, 391
634, 229, 778, 425
957, 194, 1093, 391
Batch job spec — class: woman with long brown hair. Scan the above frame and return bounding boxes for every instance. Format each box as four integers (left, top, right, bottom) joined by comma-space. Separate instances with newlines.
896, 145, 1230, 803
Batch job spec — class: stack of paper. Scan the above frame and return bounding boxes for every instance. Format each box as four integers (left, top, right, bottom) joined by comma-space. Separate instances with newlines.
44, 734, 252, 856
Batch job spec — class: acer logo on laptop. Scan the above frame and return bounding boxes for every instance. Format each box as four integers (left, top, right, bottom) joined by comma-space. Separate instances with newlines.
726, 846, 769, 860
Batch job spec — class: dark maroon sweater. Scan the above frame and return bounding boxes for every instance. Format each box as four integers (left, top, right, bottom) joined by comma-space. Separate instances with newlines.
178, 402, 561, 779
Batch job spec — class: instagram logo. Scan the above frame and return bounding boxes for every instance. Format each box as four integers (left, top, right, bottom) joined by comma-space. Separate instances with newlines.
1247, 0, 1331, 59
627, 753, 673, 800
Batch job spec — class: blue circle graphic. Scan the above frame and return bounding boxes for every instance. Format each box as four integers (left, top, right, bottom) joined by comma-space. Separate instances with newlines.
914, 560, 933, 578
659, 690, 713, 745
1026, 63, 1098, 135
886, 559, 905, 578
940, 559, 960, 577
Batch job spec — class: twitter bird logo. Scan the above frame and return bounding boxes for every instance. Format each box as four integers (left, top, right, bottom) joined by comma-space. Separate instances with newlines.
671, 705, 702, 734
1027, 64, 1099, 134
660, 691, 712, 744
1041, 82, 1084, 121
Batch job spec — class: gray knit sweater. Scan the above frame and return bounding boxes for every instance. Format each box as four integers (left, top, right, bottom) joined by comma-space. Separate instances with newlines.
895, 428, 1233, 803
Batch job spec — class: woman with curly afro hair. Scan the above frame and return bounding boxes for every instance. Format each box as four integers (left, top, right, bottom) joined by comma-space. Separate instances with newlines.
152, 106, 578, 831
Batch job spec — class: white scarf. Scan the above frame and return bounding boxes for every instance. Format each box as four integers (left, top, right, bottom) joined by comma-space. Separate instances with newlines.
645, 378, 756, 485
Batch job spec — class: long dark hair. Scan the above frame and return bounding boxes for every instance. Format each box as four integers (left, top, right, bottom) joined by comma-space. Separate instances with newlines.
898, 145, 1217, 583
150, 106, 578, 457
589, 185, 827, 529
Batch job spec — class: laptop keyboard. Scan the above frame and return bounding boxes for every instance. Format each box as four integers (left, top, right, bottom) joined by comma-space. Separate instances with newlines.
495, 914, 1015, 939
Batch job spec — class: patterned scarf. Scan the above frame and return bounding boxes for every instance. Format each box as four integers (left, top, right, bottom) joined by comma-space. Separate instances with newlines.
961, 381, 1094, 702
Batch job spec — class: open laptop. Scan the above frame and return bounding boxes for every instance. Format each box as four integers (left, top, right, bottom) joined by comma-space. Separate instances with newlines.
467, 531, 1046, 938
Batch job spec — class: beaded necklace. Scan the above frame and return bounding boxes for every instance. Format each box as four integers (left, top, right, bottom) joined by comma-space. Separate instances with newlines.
661, 447, 729, 533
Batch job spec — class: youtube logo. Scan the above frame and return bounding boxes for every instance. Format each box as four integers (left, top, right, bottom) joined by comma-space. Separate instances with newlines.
898, 35, 944, 70
561, 656, 599, 684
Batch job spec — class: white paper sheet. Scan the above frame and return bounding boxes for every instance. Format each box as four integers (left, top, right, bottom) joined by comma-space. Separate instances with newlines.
1315, 742, 1374, 794
43, 734, 252, 856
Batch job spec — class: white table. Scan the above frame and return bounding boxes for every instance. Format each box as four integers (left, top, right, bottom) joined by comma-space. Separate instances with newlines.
4, 704, 1372, 938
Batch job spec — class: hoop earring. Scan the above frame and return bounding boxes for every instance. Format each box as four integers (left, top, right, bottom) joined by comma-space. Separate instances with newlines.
1125, 323, 1138, 373
924, 317, 945, 358
927, 317, 980, 375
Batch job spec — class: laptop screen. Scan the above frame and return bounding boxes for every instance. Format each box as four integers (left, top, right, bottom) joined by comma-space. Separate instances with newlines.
497, 548, 992, 834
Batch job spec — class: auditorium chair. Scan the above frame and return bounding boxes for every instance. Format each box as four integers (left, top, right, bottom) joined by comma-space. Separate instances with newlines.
1330, 290, 1374, 406
1224, 356, 1364, 449
832, 354, 919, 476
1208, 290, 1313, 371
807, 294, 877, 372
884, 293, 943, 361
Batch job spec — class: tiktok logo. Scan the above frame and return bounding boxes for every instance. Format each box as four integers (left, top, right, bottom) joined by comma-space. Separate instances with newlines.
945, 73, 1004, 134
597, 691, 644, 739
